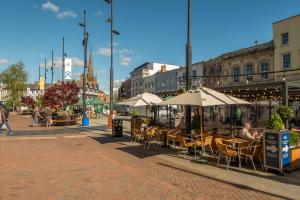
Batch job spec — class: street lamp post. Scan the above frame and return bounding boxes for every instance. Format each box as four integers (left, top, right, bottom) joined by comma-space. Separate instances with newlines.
79, 10, 89, 119
62, 37, 65, 81
51, 49, 54, 84
44, 58, 47, 85
185, 0, 192, 135
38, 64, 41, 82
104, 0, 120, 115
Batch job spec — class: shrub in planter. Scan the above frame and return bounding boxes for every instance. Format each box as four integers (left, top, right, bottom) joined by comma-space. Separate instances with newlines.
291, 131, 300, 147
268, 112, 284, 131
277, 106, 295, 128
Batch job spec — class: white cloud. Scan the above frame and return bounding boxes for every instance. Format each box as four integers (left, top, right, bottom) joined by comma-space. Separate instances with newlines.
94, 10, 102, 16
56, 10, 77, 19
71, 57, 84, 66
0, 58, 9, 65
119, 48, 134, 66
120, 57, 131, 66
96, 47, 111, 56
40, 1, 77, 19
42, 1, 59, 13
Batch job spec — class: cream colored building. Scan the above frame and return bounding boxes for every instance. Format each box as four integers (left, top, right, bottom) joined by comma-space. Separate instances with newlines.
221, 42, 274, 86
273, 14, 300, 82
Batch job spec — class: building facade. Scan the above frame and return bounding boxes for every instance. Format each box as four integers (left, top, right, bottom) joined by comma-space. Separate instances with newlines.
155, 68, 178, 96
177, 62, 203, 91
273, 14, 300, 83
130, 62, 180, 97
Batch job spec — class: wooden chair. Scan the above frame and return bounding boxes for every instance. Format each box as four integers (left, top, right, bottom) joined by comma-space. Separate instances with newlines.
194, 136, 214, 157
167, 129, 181, 148
144, 129, 157, 150
131, 129, 143, 143
216, 142, 238, 171
177, 136, 194, 158
240, 144, 263, 171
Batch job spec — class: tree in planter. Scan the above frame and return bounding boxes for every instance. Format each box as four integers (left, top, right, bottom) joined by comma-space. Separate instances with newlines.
268, 112, 284, 131
277, 105, 295, 129
21, 96, 35, 108
42, 81, 79, 114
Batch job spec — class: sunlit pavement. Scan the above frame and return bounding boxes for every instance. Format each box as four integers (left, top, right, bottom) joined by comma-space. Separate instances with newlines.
0, 114, 300, 200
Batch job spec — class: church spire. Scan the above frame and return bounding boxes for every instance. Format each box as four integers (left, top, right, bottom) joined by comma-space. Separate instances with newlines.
88, 49, 95, 82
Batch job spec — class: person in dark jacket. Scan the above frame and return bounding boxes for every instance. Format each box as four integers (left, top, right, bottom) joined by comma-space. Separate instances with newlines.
0, 102, 13, 135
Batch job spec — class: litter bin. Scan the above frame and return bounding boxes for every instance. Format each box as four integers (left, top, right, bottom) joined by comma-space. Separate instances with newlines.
112, 118, 123, 137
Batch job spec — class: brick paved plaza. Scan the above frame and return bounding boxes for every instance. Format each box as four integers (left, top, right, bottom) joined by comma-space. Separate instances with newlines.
0, 114, 300, 200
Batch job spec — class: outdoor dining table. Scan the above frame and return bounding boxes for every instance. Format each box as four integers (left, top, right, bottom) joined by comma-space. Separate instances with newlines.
158, 127, 177, 147
224, 138, 250, 168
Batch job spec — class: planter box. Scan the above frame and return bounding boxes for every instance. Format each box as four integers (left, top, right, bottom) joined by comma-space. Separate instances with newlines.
52, 115, 77, 126
131, 117, 142, 136
291, 146, 300, 171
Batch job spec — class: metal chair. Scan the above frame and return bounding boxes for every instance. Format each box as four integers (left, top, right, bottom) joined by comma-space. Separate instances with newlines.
216, 142, 238, 171
177, 136, 194, 158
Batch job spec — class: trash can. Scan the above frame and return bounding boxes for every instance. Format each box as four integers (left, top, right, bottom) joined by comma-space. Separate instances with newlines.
82, 117, 90, 126
112, 118, 123, 137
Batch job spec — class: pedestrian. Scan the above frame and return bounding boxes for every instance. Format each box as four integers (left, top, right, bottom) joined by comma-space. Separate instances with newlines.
0, 102, 13, 135
32, 106, 40, 127
95, 106, 101, 119
45, 107, 53, 127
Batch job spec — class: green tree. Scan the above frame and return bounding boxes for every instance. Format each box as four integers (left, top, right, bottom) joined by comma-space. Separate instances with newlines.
0, 62, 28, 110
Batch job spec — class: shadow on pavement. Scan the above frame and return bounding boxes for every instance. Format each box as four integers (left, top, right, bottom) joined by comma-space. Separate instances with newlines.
90, 134, 131, 144
12, 127, 81, 136
157, 162, 293, 200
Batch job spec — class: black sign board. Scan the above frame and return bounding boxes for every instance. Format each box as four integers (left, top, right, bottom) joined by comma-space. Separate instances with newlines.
264, 131, 280, 169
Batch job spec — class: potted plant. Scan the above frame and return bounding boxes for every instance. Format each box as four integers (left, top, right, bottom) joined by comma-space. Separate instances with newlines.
277, 106, 295, 129
42, 81, 79, 126
290, 130, 300, 170
267, 112, 284, 131
131, 110, 142, 137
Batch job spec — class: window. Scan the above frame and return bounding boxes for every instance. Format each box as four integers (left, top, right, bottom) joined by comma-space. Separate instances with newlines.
281, 32, 289, 45
283, 53, 291, 69
246, 64, 253, 81
261, 62, 269, 80
182, 73, 186, 80
192, 70, 197, 79
233, 67, 240, 83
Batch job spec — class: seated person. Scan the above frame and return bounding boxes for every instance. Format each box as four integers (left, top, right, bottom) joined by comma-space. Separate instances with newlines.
239, 123, 258, 139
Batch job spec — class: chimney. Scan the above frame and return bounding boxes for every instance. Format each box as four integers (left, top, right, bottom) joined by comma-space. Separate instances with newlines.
161, 65, 167, 73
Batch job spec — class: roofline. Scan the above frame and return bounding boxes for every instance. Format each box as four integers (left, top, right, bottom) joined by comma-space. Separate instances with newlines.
273, 13, 300, 25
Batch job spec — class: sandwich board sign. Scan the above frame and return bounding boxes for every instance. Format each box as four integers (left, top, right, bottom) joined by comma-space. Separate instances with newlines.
263, 130, 290, 172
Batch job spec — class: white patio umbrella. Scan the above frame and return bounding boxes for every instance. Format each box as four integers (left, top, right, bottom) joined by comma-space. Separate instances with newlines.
118, 92, 163, 117
160, 87, 250, 134
160, 87, 250, 106
118, 92, 163, 107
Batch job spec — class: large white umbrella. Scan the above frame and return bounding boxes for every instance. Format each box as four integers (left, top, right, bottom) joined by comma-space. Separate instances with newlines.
119, 92, 163, 107
160, 87, 250, 106
118, 92, 163, 118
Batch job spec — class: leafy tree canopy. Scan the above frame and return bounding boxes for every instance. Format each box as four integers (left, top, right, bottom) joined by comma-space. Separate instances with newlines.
0, 62, 28, 108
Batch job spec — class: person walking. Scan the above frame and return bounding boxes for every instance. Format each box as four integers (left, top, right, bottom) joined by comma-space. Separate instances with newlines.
95, 106, 101, 119
45, 107, 53, 127
32, 106, 40, 127
0, 102, 13, 135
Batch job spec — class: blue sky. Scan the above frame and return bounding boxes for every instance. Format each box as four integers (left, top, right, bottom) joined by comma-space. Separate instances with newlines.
0, 0, 300, 93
